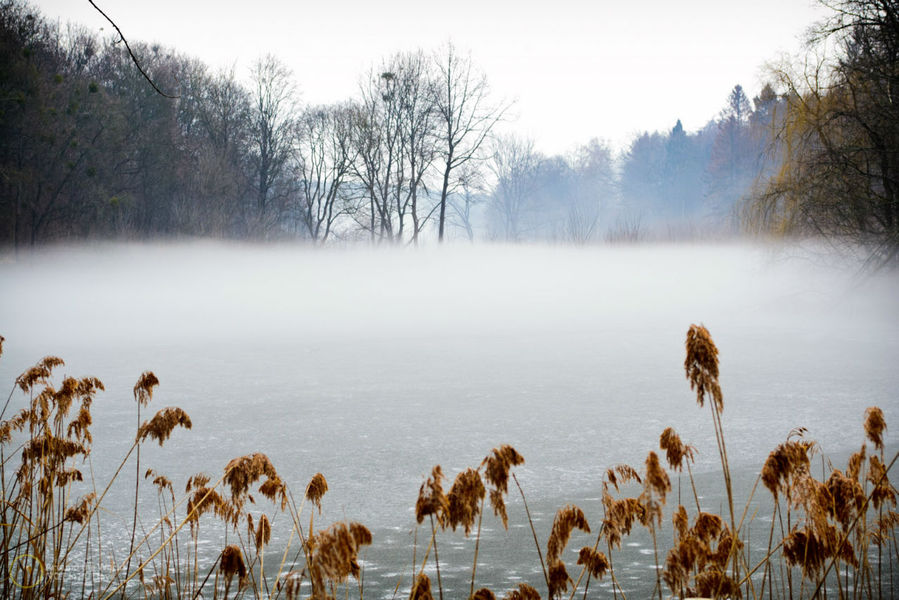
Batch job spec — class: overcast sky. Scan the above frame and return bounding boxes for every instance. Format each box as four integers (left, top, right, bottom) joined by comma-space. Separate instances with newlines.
35, 0, 827, 155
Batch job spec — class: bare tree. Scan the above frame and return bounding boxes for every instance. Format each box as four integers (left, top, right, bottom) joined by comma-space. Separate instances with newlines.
433, 43, 507, 242
352, 52, 438, 243
292, 103, 357, 242
248, 54, 298, 235
487, 135, 541, 241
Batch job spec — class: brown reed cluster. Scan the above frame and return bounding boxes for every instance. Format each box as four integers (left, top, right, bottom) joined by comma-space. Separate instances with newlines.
410, 573, 435, 600
663, 508, 743, 598
864, 406, 886, 452
503, 583, 542, 600
482, 444, 525, 529
415, 464, 449, 525
306, 521, 372, 598
446, 467, 487, 535
659, 427, 696, 472
545, 504, 590, 598
307, 471, 329, 511
684, 323, 723, 411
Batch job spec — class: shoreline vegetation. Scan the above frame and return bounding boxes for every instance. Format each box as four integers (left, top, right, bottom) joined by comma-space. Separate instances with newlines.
0, 326, 895, 600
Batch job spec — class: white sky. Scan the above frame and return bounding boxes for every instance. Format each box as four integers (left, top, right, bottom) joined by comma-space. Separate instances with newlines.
35, 0, 827, 155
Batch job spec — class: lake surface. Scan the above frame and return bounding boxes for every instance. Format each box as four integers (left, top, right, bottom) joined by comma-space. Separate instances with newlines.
1, 242, 896, 597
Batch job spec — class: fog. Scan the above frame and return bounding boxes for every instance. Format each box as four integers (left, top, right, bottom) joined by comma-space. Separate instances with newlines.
1, 242, 896, 596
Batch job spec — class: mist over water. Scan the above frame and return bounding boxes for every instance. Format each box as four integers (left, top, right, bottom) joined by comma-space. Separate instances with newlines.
1, 241, 897, 596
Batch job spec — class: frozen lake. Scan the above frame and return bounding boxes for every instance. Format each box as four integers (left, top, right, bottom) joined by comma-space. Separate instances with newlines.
1, 242, 896, 597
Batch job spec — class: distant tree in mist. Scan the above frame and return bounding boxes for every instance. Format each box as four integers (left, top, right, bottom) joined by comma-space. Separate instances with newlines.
247, 55, 298, 236
433, 43, 508, 242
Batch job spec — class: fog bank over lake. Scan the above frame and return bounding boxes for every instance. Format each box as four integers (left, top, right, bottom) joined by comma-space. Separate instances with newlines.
0, 242, 896, 595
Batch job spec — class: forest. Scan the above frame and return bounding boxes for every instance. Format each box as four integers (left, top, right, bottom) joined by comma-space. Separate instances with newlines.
0, 0, 896, 263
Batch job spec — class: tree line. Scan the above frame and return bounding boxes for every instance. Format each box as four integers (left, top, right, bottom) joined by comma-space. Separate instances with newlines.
1, 0, 895, 259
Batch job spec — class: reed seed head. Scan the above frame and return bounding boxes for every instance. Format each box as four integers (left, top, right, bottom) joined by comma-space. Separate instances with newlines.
416, 465, 449, 526
604, 464, 641, 493
220, 544, 247, 584
410, 573, 434, 600
864, 406, 886, 452
867, 454, 897, 511
644, 451, 671, 501
306, 472, 328, 512
136, 407, 192, 446
224, 453, 278, 500
133, 371, 159, 406
694, 569, 742, 600
308, 521, 372, 585
483, 444, 524, 494
576, 547, 610, 579
546, 504, 590, 562
255, 513, 271, 551
503, 583, 541, 600
761, 440, 813, 499
684, 324, 723, 411
547, 560, 570, 598
447, 467, 486, 535
472, 588, 497, 600
659, 427, 696, 471
17, 356, 64, 393
64, 492, 95, 524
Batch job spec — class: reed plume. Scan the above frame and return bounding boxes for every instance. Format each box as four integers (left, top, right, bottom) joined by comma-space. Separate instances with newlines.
684, 324, 722, 411
483, 445, 524, 529
136, 406, 192, 445
659, 427, 695, 472
546, 504, 590, 563
416, 465, 449, 526
472, 588, 497, 600
503, 583, 541, 600
307, 471, 329, 512
447, 467, 486, 535
224, 452, 279, 500
545, 505, 589, 598
411, 573, 435, 600
576, 546, 610, 579
864, 406, 886, 453
133, 371, 160, 406
220, 544, 248, 594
